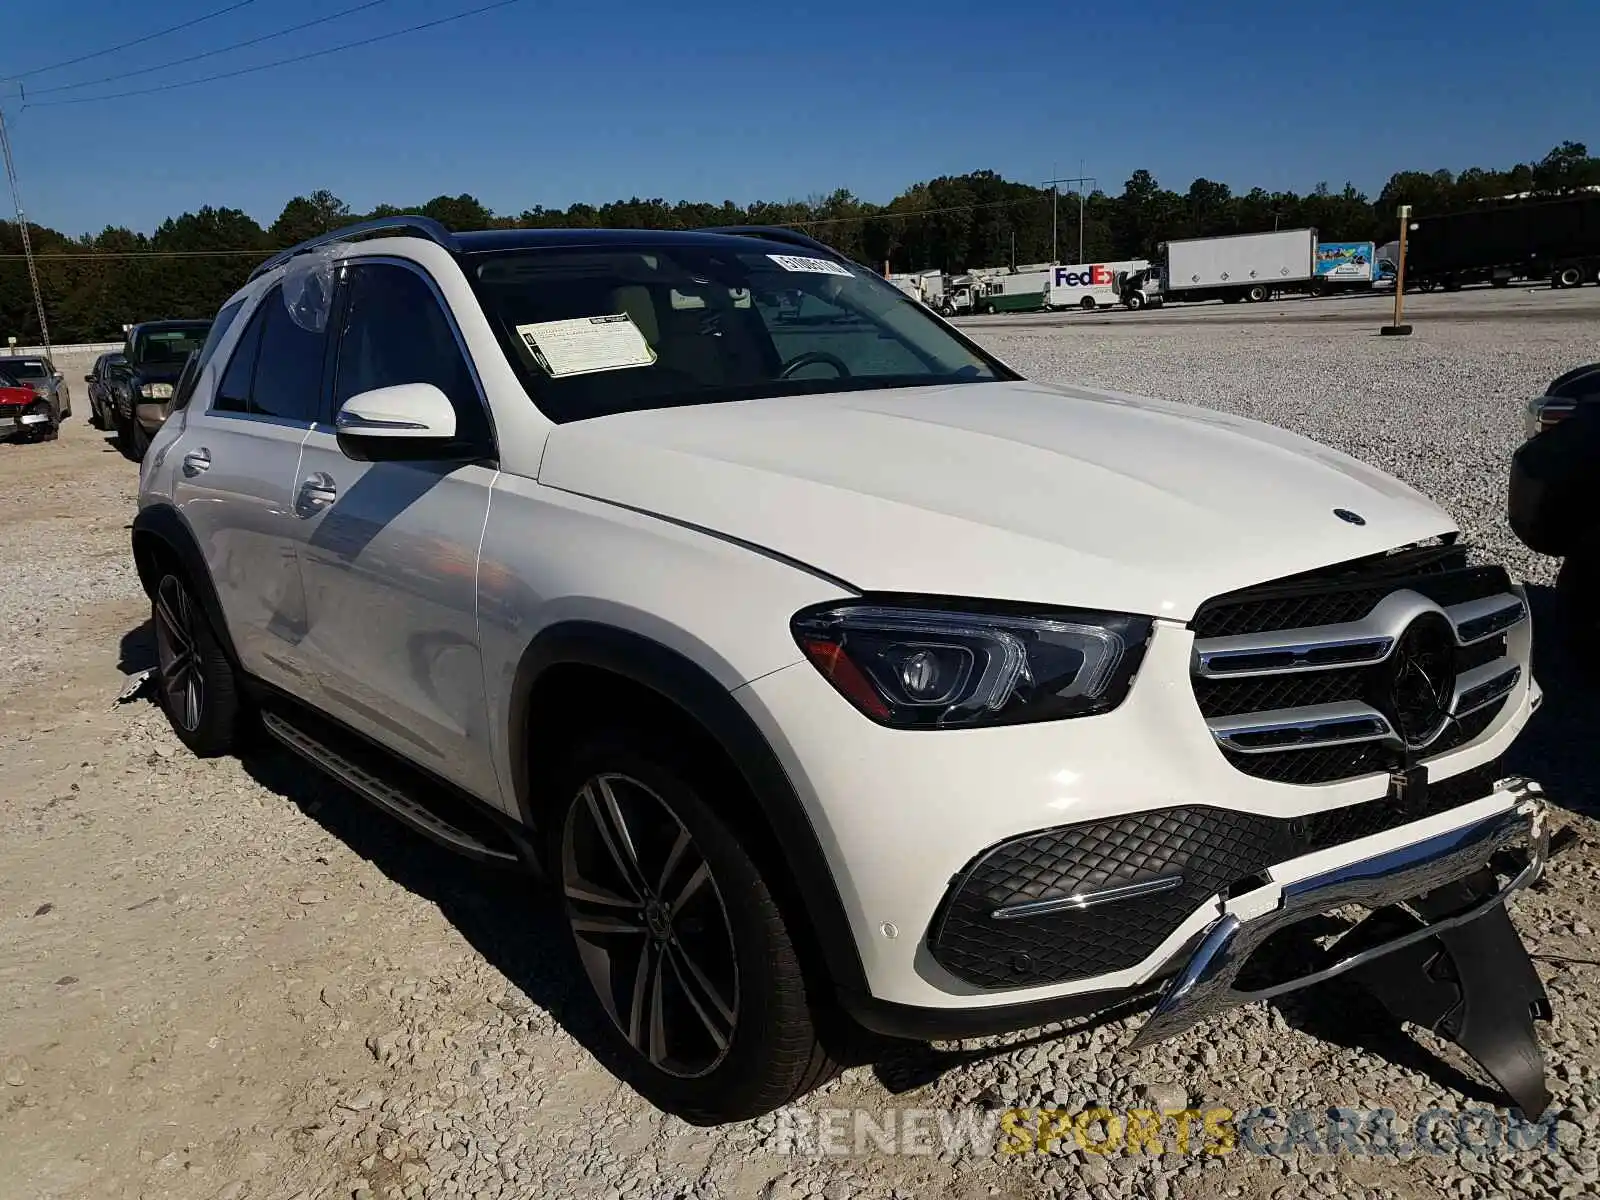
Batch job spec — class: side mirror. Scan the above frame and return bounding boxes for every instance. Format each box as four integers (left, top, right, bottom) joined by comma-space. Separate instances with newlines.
84, 374, 95, 383
335, 383, 458, 460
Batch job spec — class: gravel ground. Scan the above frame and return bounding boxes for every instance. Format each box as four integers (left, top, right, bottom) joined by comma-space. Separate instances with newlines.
3, 305, 1600, 1200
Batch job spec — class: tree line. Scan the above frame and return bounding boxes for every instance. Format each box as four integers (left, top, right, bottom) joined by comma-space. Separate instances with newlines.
3, 141, 1596, 345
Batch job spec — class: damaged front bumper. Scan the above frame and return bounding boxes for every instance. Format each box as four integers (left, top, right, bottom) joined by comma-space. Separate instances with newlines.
1134, 775, 1552, 1111
5, 409, 52, 430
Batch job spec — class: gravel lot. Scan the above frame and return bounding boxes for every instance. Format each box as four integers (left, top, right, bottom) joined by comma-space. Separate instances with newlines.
4, 295, 1600, 1200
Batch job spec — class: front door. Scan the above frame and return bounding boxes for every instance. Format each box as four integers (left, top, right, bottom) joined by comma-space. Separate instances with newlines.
288, 259, 500, 804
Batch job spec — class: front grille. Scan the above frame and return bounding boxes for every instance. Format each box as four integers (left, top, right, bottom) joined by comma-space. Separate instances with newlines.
1195, 666, 1368, 719
1190, 543, 1467, 639
1191, 543, 1524, 786
928, 757, 1505, 989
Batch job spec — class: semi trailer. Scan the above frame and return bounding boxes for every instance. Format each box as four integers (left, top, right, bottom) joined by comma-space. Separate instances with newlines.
1405, 193, 1600, 291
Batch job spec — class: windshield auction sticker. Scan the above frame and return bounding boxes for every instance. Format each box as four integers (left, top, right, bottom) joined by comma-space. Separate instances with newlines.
515, 314, 657, 377
767, 254, 853, 277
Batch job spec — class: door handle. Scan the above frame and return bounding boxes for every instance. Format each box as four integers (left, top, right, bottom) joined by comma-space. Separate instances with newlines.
296, 472, 338, 517
181, 448, 211, 477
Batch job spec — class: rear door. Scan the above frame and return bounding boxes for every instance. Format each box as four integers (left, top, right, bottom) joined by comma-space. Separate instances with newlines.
169, 286, 329, 693
288, 258, 500, 801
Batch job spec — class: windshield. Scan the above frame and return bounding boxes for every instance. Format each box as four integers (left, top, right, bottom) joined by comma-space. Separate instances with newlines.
133, 325, 210, 365
0, 358, 48, 380
468, 240, 1012, 422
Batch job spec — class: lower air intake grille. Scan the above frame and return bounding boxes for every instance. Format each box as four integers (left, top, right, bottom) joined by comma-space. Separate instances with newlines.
928, 758, 1504, 989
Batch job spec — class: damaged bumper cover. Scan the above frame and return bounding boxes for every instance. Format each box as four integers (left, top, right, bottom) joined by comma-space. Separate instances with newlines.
1134, 775, 1551, 1110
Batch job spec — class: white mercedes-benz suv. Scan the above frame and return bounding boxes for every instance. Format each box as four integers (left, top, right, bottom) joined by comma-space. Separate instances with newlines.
135, 218, 1555, 1124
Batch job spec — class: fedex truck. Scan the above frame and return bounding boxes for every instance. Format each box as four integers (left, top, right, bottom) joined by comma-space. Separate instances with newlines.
1043, 260, 1151, 310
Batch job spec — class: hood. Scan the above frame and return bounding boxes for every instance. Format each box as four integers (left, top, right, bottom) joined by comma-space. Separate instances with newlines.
537, 380, 1456, 620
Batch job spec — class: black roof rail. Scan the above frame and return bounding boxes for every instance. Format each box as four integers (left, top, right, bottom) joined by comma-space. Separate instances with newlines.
699, 225, 841, 258
248, 215, 459, 282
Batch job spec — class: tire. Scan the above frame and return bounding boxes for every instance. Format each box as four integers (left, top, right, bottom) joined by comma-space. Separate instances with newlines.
1079, 296, 1096, 311
129, 416, 152, 460
1491, 276, 1511, 289
151, 570, 241, 756
552, 732, 837, 1124
1557, 552, 1600, 671
1124, 293, 1145, 311
1557, 266, 1583, 289
1247, 284, 1269, 302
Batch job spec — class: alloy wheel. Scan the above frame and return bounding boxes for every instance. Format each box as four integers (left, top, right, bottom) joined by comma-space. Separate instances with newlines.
562, 772, 739, 1079
153, 575, 205, 732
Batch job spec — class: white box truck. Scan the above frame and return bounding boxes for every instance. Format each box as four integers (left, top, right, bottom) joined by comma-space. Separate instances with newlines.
1158, 228, 1317, 304
1043, 260, 1151, 311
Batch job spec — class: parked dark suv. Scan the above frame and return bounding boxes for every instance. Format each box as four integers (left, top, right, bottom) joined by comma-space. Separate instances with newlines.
1509, 361, 1600, 662
112, 320, 212, 458
85, 350, 126, 431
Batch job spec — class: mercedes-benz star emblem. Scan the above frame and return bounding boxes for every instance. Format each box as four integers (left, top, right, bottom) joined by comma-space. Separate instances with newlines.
1378, 614, 1456, 748
1333, 508, 1367, 526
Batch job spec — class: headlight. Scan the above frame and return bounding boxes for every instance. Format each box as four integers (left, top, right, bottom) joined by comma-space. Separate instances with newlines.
792, 602, 1151, 728
1526, 395, 1576, 438
139, 382, 174, 400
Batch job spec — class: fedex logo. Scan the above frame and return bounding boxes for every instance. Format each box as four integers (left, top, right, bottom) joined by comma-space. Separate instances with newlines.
1053, 264, 1113, 287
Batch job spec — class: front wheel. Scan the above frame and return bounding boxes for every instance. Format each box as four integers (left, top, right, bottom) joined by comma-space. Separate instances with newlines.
1124, 293, 1145, 311
554, 734, 836, 1124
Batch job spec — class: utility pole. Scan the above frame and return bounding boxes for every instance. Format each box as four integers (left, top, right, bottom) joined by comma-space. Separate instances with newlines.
1381, 204, 1414, 336
0, 105, 49, 353
1042, 174, 1096, 265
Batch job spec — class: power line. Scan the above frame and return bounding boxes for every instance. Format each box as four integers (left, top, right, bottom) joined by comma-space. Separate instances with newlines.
0, 249, 273, 260
26, 0, 529, 108
2, 1, 257, 84
28, 0, 398, 97
0, 196, 1065, 261
798, 196, 1049, 227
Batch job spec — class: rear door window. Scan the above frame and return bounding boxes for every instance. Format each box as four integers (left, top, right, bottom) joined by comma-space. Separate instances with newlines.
213, 302, 266, 415
210, 287, 330, 423
251, 290, 330, 423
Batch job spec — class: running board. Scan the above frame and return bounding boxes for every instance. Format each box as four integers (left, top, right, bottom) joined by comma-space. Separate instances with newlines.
261, 710, 522, 867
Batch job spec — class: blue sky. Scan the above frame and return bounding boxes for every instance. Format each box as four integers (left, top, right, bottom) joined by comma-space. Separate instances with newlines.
2, 0, 1595, 237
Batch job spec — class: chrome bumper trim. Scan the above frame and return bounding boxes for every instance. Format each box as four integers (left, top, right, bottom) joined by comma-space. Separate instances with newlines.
1130, 776, 1548, 1047
990, 873, 1183, 921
